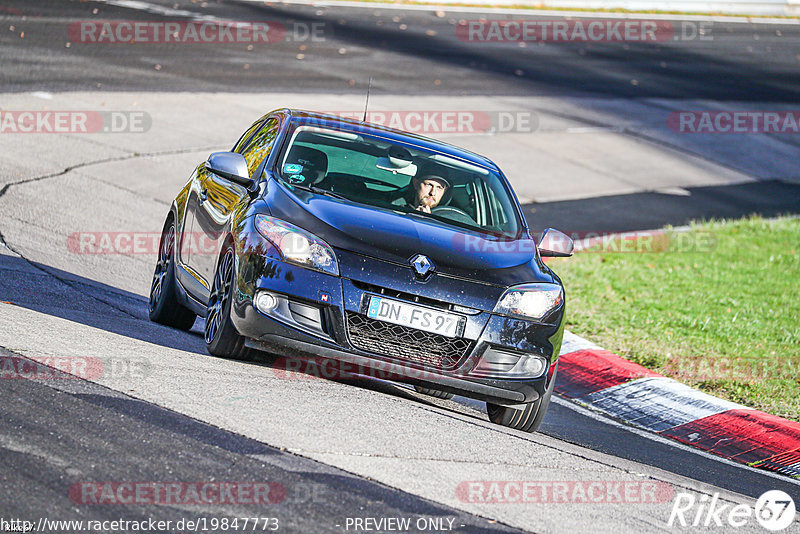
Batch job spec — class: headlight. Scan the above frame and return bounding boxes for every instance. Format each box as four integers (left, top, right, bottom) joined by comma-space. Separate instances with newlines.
493, 283, 563, 321
254, 215, 339, 276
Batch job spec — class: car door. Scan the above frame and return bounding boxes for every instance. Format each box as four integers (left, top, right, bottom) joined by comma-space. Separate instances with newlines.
192, 117, 282, 298
177, 119, 267, 301
174, 162, 214, 302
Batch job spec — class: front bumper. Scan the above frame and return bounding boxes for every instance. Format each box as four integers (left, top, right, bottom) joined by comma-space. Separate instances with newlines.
230, 244, 564, 406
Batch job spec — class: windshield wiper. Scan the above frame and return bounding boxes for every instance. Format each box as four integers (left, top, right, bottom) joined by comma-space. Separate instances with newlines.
290, 183, 348, 200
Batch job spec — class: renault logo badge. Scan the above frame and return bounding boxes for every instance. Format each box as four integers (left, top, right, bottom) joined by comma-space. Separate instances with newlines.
410, 254, 434, 278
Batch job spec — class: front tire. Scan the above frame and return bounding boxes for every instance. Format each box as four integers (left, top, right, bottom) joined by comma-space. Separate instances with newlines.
205, 246, 254, 361
149, 218, 196, 331
486, 369, 556, 433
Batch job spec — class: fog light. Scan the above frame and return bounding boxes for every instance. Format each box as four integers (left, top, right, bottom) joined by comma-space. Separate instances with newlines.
512, 354, 547, 377
254, 291, 278, 313
472, 347, 548, 378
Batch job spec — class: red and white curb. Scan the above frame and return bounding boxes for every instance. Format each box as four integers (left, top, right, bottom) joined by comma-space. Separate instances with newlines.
556, 331, 800, 479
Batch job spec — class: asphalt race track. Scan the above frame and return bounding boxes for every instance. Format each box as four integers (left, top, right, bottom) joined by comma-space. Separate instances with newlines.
1, 0, 799, 532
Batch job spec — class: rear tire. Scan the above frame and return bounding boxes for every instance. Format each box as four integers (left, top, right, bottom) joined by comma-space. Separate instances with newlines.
204, 246, 254, 361
486, 369, 557, 433
149, 217, 196, 331
414, 386, 454, 400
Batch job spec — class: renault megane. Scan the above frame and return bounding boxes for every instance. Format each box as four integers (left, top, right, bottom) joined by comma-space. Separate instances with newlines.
148, 109, 573, 432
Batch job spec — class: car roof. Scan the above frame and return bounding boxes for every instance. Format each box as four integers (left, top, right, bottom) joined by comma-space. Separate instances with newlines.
268, 108, 503, 174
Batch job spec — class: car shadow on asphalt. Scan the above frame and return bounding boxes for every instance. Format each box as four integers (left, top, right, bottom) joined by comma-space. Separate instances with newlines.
243, 350, 492, 423
0, 254, 208, 355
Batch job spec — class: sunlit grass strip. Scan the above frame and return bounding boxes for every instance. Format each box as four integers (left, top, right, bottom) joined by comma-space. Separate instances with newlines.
550, 215, 800, 421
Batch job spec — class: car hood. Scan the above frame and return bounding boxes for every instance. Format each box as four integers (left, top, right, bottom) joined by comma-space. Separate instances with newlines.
263, 180, 552, 287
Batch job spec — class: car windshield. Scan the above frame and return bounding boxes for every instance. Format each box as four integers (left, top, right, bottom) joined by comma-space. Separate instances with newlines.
277, 124, 522, 238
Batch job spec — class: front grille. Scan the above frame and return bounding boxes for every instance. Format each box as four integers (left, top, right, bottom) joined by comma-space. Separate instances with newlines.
345, 311, 473, 370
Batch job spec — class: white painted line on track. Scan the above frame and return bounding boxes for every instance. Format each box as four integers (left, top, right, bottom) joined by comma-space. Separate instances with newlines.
234, 0, 800, 24
96, 0, 233, 22
101, 0, 210, 18
565, 127, 626, 134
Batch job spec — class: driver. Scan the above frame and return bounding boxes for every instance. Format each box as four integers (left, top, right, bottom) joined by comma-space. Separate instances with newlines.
398, 174, 450, 213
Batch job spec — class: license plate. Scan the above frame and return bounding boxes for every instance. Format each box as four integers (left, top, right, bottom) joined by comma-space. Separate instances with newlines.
366, 296, 463, 338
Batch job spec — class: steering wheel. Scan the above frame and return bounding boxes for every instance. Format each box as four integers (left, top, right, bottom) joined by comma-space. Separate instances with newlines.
431, 205, 475, 224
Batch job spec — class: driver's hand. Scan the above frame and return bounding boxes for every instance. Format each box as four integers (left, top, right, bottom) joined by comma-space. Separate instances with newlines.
416, 205, 431, 213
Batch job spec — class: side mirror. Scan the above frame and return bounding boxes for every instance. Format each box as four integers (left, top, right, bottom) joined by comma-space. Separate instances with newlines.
538, 228, 574, 257
206, 152, 256, 190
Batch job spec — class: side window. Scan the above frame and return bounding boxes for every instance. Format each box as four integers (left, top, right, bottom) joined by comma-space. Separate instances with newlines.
241, 118, 280, 178
233, 120, 264, 153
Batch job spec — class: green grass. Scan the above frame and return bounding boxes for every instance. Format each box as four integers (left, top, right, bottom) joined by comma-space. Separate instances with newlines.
549, 215, 800, 421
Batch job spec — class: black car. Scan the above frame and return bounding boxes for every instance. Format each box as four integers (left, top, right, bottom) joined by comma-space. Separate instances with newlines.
149, 109, 573, 433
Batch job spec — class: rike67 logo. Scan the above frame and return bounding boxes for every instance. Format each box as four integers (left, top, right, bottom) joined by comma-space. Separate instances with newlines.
668, 490, 796, 531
